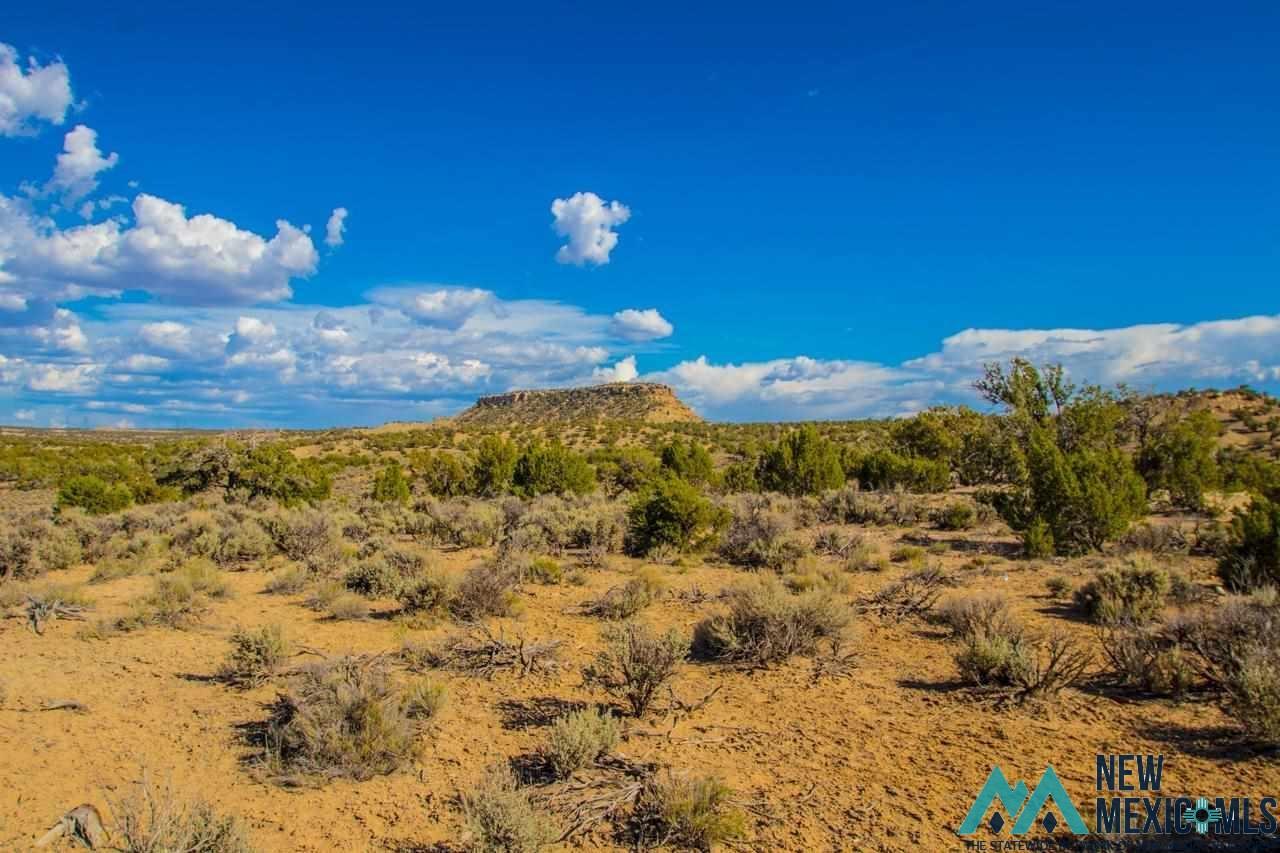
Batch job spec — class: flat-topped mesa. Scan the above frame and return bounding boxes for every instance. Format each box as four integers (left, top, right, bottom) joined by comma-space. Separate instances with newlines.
455, 382, 701, 425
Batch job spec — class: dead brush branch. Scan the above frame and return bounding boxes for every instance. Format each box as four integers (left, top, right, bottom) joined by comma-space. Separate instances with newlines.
26, 594, 87, 635
432, 623, 562, 678
810, 637, 860, 684
34, 804, 106, 849
860, 566, 953, 620
538, 755, 659, 843
1013, 631, 1092, 701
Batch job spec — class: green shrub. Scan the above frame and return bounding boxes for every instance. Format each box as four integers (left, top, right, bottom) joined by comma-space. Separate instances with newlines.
1022, 518, 1055, 558
228, 444, 331, 506
1137, 409, 1220, 510
471, 436, 518, 497
1218, 497, 1280, 592
124, 573, 208, 630
934, 503, 976, 531
34, 526, 83, 572
1073, 559, 1170, 624
512, 442, 595, 497
413, 450, 472, 497
462, 767, 557, 852
977, 360, 1147, 554
371, 463, 411, 504
261, 656, 417, 782
263, 566, 309, 595
584, 621, 687, 717
693, 578, 851, 666
890, 544, 926, 564
344, 557, 407, 598
626, 477, 729, 556
660, 440, 715, 486
56, 475, 133, 515
544, 708, 619, 778
849, 450, 950, 493
756, 426, 845, 496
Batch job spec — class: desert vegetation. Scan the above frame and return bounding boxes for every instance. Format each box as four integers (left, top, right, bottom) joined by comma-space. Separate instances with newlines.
1, 365, 1279, 849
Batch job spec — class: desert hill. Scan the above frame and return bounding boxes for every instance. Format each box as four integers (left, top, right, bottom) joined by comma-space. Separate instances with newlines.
452, 382, 701, 426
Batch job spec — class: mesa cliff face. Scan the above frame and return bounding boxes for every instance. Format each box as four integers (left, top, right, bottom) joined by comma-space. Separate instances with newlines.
453, 382, 701, 425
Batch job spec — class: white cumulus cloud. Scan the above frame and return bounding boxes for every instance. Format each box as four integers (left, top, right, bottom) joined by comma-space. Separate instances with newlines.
325, 207, 348, 248
593, 355, 638, 383
139, 321, 192, 353
551, 191, 630, 266
609, 308, 673, 341
47, 125, 118, 204
0, 192, 319, 305
0, 44, 73, 136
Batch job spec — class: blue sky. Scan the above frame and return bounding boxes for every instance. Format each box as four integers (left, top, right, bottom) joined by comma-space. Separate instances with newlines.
1, 2, 1278, 427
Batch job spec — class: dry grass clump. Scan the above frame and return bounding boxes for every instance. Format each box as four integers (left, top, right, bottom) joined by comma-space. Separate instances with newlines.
262, 565, 309, 595
585, 567, 666, 620
261, 508, 344, 568
462, 766, 557, 852
782, 555, 852, 595
1225, 646, 1280, 746
259, 656, 418, 783
526, 556, 563, 584
1045, 575, 1072, 599
425, 499, 504, 548
118, 561, 227, 631
304, 579, 344, 612
693, 576, 851, 667
1073, 557, 1170, 624
327, 592, 371, 621
890, 543, 926, 565
843, 541, 888, 573
718, 495, 806, 571
170, 509, 272, 568
106, 773, 255, 853
629, 772, 746, 850
345, 545, 433, 598
584, 622, 687, 717
450, 563, 521, 620
1180, 593, 1280, 743
396, 570, 456, 618
954, 616, 1091, 701
543, 708, 620, 779
218, 624, 291, 688
0, 516, 82, 580
1098, 619, 1197, 697
402, 677, 448, 720
935, 593, 1014, 639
